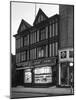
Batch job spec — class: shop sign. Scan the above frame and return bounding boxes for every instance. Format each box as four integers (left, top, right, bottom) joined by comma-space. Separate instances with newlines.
33, 58, 56, 65
59, 48, 73, 62
33, 60, 41, 65
43, 58, 56, 64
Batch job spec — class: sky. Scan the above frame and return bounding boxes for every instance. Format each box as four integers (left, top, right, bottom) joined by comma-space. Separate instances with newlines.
11, 2, 59, 55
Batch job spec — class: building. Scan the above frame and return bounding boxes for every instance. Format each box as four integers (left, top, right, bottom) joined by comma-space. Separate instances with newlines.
58, 5, 74, 87
14, 5, 74, 87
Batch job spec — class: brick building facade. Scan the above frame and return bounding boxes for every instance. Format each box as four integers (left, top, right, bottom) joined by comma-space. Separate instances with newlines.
14, 5, 74, 87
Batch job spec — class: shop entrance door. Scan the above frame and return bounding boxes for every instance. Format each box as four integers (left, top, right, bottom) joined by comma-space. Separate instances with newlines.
69, 67, 74, 87
61, 63, 69, 86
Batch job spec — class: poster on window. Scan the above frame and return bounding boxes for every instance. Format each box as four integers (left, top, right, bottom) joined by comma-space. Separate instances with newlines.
24, 71, 32, 83
35, 74, 52, 83
34, 67, 52, 83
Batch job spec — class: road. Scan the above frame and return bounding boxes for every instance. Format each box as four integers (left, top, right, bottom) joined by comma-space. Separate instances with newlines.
11, 86, 74, 99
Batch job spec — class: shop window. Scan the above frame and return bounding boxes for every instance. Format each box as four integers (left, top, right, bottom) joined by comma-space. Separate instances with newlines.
34, 67, 52, 83
24, 70, 32, 83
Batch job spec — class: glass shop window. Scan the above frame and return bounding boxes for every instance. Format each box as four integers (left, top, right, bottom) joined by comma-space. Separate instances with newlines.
34, 67, 52, 83
24, 70, 32, 83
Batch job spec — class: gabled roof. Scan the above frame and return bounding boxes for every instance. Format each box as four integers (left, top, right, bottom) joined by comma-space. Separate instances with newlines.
17, 19, 32, 34
33, 8, 48, 25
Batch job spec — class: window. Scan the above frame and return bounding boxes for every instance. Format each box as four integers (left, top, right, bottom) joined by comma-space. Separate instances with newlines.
50, 44, 51, 57
56, 22, 58, 36
16, 53, 20, 63
69, 51, 74, 58
53, 43, 54, 56
46, 26, 48, 39
53, 23, 54, 37
50, 24, 52, 38
24, 35, 29, 46
30, 32, 36, 44
27, 50, 29, 60
45, 45, 48, 57
61, 51, 67, 59
40, 28, 46, 40
20, 37, 23, 47
56, 42, 58, 56
37, 30, 39, 42
37, 46, 46, 58
24, 69, 32, 83
34, 67, 52, 83
30, 48, 36, 60
16, 39, 20, 49
21, 51, 26, 61
41, 15, 43, 21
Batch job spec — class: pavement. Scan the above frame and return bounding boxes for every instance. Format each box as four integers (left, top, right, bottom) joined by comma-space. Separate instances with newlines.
11, 86, 74, 98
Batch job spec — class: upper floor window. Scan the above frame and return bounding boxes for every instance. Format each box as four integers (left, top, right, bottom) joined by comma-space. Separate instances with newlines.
69, 51, 74, 58
49, 42, 58, 57
16, 53, 20, 63
30, 48, 36, 60
20, 37, 23, 47
40, 28, 46, 40
37, 30, 39, 42
56, 22, 58, 36
49, 21, 58, 38
37, 45, 47, 58
24, 35, 29, 46
21, 51, 26, 61
16, 38, 20, 49
30, 32, 36, 44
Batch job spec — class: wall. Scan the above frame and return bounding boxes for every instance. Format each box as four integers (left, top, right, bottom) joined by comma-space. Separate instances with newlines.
59, 5, 74, 49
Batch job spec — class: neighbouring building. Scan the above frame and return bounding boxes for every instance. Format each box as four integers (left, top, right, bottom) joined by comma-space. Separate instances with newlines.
58, 5, 74, 87
14, 5, 74, 87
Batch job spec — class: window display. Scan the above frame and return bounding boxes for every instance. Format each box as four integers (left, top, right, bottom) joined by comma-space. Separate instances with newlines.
24, 69, 32, 83
34, 67, 52, 83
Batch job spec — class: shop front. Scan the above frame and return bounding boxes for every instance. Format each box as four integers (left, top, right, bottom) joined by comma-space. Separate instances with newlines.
23, 57, 57, 87
58, 48, 74, 87
33, 66, 52, 87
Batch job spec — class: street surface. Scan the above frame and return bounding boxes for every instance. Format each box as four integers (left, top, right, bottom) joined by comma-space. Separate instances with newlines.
11, 86, 74, 99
